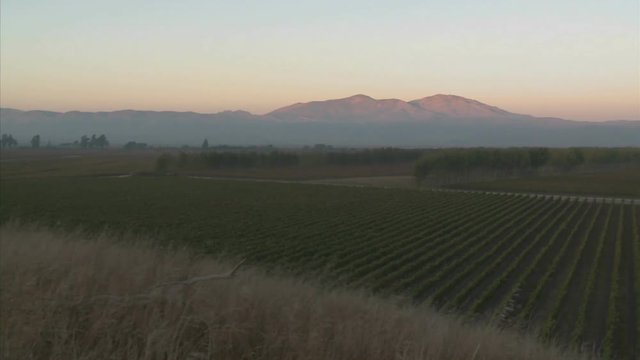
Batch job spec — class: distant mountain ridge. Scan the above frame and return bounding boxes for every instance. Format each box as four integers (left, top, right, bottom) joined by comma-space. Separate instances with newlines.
409, 94, 515, 118
1, 94, 639, 147
268, 94, 522, 122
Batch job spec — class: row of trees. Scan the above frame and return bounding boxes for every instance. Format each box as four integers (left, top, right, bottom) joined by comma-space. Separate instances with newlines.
415, 147, 640, 183
323, 148, 424, 165
1, 134, 44, 148
1, 134, 111, 149
416, 148, 550, 177
156, 147, 427, 172
76, 134, 109, 148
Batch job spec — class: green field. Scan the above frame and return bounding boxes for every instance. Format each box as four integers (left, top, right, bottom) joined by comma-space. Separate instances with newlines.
449, 168, 640, 198
1, 176, 638, 358
0, 149, 158, 178
0, 149, 414, 180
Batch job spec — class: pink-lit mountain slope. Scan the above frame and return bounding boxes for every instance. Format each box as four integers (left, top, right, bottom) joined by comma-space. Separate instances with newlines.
268, 94, 524, 122
409, 94, 515, 118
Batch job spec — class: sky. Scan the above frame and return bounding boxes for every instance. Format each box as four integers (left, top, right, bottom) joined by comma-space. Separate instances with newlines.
1, 0, 638, 121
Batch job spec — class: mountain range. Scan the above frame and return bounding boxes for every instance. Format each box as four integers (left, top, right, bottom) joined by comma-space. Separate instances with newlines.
269, 94, 518, 122
1, 94, 639, 147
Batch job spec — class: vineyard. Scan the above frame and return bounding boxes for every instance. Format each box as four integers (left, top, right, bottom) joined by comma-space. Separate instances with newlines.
1, 176, 638, 359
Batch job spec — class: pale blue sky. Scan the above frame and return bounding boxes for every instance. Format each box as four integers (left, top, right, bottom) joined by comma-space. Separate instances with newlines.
1, 0, 638, 120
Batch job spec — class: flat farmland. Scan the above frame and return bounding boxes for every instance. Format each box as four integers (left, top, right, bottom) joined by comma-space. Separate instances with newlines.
0, 149, 158, 178
449, 168, 640, 198
0, 149, 414, 180
1, 176, 638, 358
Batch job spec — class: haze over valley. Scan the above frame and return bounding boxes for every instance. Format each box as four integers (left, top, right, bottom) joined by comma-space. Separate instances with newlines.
2, 94, 639, 147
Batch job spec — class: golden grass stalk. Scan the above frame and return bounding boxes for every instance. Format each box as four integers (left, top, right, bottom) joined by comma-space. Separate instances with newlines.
0, 225, 594, 360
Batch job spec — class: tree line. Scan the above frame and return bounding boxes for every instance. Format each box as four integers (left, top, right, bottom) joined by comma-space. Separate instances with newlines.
75, 134, 109, 148
1, 134, 44, 148
154, 147, 426, 172
158, 147, 639, 175
155, 151, 300, 172
415, 147, 640, 184
322, 148, 424, 165
1, 134, 110, 149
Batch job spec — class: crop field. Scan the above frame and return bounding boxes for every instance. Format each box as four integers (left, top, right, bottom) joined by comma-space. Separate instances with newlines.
449, 168, 640, 198
1, 176, 638, 358
0, 149, 158, 178
0, 149, 414, 180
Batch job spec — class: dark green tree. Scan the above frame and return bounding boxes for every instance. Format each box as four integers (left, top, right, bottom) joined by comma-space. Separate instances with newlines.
1, 134, 18, 148
202, 139, 209, 149
96, 134, 109, 148
80, 135, 90, 148
30, 134, 41, 148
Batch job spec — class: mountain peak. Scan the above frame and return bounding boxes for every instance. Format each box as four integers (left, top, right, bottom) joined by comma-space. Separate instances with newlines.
421, 94, 472, 100
409, 94, 512, 118
344, 94, 375, 102
268, 94, 519, 122
268, 94, 425, 122
411, 94, 489, 106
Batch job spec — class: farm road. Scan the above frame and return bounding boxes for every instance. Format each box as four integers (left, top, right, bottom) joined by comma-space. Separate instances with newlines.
183, 175, 640, 205
94, 173, 638, 205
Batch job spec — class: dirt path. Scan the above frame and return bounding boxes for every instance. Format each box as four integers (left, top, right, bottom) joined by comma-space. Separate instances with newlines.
92, 173, 640, 205
187, 174, 640, 205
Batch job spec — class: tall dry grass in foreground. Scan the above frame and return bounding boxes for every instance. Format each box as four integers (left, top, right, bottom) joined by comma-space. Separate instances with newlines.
0, 225, 593, 360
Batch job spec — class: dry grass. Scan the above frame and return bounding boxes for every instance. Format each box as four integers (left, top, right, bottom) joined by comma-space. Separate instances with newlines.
0, 225, 594, 360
